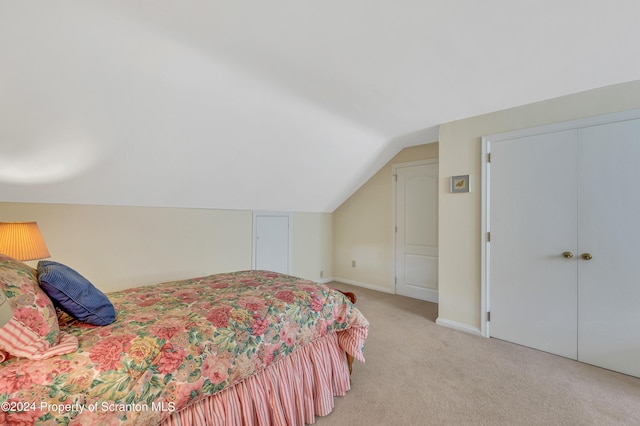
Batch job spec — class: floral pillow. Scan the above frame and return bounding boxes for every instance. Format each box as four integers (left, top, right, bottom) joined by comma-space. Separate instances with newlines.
0, 254, 77, 360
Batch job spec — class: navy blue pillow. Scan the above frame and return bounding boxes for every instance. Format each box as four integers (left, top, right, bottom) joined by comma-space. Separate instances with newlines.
37, 261, 116, 326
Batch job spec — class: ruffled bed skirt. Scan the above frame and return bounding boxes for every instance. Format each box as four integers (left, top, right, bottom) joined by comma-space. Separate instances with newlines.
163, 332, 351, 426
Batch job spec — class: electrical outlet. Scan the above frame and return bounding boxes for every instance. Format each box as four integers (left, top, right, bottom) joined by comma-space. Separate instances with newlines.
320, 270, 324, 278
352, 260, 356, 268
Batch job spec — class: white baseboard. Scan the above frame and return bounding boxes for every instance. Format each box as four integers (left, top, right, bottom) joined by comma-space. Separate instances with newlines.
436, 317, 482, 336
316, 277, 333, 284
331, 277, 395, 294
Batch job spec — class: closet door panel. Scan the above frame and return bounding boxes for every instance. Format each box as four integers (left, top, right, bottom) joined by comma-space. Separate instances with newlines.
578, 119, 640, 378
490, 130, 578, 359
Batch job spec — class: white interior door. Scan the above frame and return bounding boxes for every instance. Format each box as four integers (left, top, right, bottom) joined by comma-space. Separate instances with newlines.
489, 130, 579, 359
395, 161, 438, 302
253, 212, 291, 274
577, 119, 640, 377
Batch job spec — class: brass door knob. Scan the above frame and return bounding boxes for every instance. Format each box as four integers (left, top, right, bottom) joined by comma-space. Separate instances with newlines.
562, 251, 574, 259
581, 253, 593, 260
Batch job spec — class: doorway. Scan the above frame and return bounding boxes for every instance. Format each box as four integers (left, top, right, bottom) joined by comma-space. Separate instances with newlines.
253, 211, 292, 274
393, 159, 439, 302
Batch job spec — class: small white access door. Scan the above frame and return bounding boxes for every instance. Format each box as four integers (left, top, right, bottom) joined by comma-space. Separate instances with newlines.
394, 160, 439, 302
253, 212, 291, 275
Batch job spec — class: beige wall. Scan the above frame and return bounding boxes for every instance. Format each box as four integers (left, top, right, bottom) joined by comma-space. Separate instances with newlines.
333, 143, 439, 292
438, 80, 640, 332
0, 203, 333, 292
292, 212, 333, 282
5, 81, 639, 326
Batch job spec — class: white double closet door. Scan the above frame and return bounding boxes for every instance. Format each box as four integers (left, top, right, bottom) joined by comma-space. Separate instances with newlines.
489, 116, 640, 378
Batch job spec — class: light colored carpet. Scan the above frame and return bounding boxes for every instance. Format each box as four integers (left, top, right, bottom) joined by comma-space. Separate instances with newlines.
319, 282, 640, 425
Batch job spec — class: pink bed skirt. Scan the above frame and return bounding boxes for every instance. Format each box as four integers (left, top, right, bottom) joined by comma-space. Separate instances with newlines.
162, 332, 352, 426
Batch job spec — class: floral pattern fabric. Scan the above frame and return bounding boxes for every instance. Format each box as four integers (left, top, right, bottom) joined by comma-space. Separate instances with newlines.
0, 255, 61, 357
0, 270, 369, 425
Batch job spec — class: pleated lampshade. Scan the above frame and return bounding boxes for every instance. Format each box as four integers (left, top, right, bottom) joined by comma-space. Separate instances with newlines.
0, 221, 51, 261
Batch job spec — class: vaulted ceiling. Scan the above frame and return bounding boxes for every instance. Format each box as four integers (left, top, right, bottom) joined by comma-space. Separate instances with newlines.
2, 1, 639, 212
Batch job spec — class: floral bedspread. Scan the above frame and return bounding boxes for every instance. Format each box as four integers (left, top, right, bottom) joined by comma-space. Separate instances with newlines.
0, 271, 369, 425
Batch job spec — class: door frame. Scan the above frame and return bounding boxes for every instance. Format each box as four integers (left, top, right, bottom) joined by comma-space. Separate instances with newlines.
252, 211, 293, 274
392, 158, 439, 297
481, 108, 640, 338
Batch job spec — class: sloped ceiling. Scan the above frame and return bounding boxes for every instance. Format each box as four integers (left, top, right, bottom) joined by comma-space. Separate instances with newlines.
1, 1, 639, 212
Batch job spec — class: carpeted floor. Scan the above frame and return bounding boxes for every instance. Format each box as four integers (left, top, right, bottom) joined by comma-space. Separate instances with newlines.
319, 282, 640, 425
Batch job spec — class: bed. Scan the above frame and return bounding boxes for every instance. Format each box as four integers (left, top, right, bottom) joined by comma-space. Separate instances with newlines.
0, 254, 369, 425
